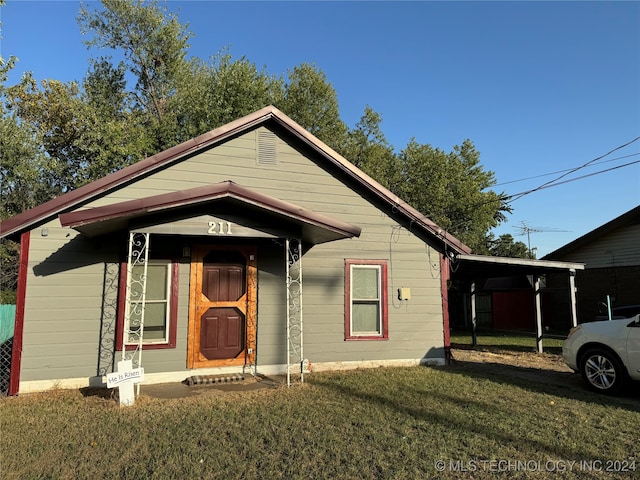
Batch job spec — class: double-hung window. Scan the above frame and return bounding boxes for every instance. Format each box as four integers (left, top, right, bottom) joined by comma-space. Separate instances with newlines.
117, 259, 178, 350
345, 260, 388, 340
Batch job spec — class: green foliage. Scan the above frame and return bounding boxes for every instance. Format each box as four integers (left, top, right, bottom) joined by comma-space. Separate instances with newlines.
341, 106, 403, 192
168, 53, 284, 145
2, 0, 512, 260
486, 233, 531, 258
280, 63, 348, 147
79, 0, 192, 121
5, 71, 149, 193
0, 290, 16, 305
0, 113, 53, 216
398, 139, 510, 252
0, 238, 19, 303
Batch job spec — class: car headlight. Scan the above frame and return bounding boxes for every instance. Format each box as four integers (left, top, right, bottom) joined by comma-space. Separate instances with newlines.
566, 325, 582, 340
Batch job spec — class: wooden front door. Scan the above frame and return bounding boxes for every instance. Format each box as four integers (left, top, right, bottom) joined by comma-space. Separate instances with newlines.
188, 245, 257, 369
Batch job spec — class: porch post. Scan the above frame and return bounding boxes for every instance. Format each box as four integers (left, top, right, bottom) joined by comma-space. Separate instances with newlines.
122, 231, 150, 397
568, 269, 578, 328
440, 254, 452, 363
285, 238, 303, 386
470, 282, 477, 347
534, 275, 543, 353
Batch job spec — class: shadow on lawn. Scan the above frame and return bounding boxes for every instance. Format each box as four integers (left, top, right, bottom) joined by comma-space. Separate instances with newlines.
442, 356, 640, 412
452, 342, 563, 355
310, 373, 634, 467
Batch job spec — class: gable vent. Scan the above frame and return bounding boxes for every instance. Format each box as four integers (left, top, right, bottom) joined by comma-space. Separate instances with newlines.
257, 130, 278, 165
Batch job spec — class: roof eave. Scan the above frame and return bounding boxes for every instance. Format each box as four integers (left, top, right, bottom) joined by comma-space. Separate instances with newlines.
1, 105, 470, 254
543, 205, 640, 260
59, 181, 362, 244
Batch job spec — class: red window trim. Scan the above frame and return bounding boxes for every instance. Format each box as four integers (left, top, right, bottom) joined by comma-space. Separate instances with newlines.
115, 259, 178, 350
344, 259, 389, 341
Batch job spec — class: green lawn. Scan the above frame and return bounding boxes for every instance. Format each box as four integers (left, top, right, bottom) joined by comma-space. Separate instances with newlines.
451, 330, 565, 354
1, 359, 638, 479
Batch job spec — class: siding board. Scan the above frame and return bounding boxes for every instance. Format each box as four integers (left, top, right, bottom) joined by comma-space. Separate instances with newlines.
19, 124, 447, 387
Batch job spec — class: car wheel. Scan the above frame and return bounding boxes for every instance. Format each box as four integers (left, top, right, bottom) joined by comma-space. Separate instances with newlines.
579, 348, 626, 394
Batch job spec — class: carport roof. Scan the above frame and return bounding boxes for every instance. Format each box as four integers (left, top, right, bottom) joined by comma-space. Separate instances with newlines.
450, 253, 585, 282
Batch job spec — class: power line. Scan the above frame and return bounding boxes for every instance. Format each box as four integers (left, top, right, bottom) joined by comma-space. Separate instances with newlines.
493, 152, 640, 187
424, 138, 640, 236
506, 136, 640, 203
504, 159, 640, 201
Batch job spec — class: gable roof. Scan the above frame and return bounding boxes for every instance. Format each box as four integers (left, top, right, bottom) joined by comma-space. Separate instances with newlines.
58, 181, 362, 245
542, 205, 640, 260
0, 105, 470, 254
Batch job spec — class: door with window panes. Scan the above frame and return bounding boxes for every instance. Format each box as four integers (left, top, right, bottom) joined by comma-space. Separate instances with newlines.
188, 245, 257, 368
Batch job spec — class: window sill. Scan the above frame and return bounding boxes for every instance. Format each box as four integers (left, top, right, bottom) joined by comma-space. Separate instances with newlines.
344, 336, 389, 341
118, 342, 176, 351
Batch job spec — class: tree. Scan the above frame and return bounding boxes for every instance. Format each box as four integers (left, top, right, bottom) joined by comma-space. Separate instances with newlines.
397, 139, 510, 252
486, 233, 530, 258
5, 68, 149, 193
79, 0, 192, 122
79, 58, 152, 178
0, 113, 51, 303
342, 106, 402, 192
169, 53, 284, 143
3, 0, 513, 259
279, 63, 347, 148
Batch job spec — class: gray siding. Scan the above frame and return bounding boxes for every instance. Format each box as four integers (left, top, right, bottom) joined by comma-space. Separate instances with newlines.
20, 127, 445, 384
557, 223, 640, 268
22, 227, 118, 381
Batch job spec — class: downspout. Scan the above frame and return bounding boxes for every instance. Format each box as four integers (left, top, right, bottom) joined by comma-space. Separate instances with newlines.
440, 253, 452, 364
9, 231, 30, 396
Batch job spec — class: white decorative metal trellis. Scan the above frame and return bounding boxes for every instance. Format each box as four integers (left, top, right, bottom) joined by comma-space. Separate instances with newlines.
285, 238, 304, 386
121, 231, 150, 395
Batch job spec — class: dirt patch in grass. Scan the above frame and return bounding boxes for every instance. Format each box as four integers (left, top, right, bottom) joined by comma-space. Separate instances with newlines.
448, 347, 592, 395
451, 348, 573, 372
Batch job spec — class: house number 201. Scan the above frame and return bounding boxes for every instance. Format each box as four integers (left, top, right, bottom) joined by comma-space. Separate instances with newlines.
208, 221, 233, 235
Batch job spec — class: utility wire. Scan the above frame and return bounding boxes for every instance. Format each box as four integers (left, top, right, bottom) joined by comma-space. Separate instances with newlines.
441, 140, 640, 234
493, 152, 640, 187
506, 136, 640, 203
504, 159, 640, 200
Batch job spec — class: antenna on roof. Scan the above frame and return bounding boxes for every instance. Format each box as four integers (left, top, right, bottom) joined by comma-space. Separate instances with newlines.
514, 221, 569, 258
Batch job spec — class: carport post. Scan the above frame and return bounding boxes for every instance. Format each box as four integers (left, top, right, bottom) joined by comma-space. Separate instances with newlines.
470, 282, 477, 347
569, 269, 578, 328
534, 275, 543, 353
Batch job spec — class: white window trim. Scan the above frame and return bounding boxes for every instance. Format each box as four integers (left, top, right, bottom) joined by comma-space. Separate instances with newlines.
125, 260, 172, 345
349, 263, 383, 338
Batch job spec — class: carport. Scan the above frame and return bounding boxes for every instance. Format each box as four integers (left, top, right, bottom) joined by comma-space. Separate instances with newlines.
447, 254, 585, 353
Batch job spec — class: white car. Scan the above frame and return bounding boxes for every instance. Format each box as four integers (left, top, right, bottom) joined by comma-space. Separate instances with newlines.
563, 315, 640, 394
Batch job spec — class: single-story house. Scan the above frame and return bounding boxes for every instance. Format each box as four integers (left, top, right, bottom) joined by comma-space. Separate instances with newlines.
542, 205, 640, 323
1, 106, 474, 395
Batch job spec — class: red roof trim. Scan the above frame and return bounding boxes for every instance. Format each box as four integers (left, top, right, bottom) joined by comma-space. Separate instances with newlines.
59, 181, 362, 239
0, 105, 470, 253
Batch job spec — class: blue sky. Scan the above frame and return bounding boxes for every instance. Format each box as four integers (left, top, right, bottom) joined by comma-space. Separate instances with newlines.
2, 1, 639, 256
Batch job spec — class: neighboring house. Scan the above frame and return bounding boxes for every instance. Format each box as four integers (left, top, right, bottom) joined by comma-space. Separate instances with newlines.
0, 106, 472, 395
543, 206, 640, 323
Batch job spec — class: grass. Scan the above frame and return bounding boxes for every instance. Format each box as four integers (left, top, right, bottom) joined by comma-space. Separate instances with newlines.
1, 359, 638, 479
451, 330, 565, 354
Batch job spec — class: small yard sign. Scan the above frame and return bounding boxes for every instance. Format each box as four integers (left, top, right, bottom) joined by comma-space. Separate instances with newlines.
106, 360, 144, 406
